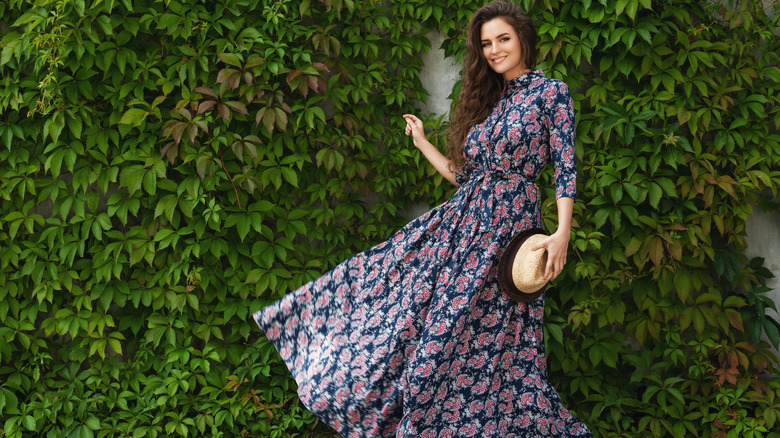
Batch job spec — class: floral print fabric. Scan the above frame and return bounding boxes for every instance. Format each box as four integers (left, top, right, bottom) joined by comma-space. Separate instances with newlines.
254, 69, 591, 437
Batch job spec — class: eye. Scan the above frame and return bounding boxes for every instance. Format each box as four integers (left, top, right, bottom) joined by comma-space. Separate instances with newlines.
500, 37, 510, 42
482, 42, 491, 48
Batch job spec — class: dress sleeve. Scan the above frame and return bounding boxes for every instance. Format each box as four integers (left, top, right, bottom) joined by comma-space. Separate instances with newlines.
546, 82, 577, 199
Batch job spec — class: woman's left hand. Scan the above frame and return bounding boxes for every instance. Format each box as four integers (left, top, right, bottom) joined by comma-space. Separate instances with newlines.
529, 230, 570, 281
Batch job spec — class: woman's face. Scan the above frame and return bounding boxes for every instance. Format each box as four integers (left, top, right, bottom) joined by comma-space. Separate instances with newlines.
480, 18, 528, 80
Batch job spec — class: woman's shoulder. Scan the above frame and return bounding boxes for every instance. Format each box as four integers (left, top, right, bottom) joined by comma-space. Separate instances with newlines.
535, 76, 570, 93
531, 76, 572, 108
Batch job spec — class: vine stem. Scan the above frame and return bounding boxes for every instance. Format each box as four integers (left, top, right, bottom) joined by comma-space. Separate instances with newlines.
220, 147, 242, 209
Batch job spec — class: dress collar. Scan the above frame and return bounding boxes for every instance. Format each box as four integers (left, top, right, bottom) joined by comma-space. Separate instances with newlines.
503, 69, 545, 95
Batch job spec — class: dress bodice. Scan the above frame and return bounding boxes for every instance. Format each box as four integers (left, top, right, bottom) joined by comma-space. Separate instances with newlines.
457, 69, 576, 200
453, 70, 577, 233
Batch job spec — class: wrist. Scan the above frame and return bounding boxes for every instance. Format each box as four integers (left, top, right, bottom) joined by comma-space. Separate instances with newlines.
416, 139, 433, 150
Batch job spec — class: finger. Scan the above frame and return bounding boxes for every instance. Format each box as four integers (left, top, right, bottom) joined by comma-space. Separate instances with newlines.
553, 254, 564, 280
530, 238, 549, 252
548, 261, 557, 281
555, 257, 566, 279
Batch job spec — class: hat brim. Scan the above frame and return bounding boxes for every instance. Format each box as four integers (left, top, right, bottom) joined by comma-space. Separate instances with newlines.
498, 227, 547, 303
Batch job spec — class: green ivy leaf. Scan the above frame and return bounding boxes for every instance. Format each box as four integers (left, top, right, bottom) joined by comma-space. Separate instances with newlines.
96, 15, 113, 35
85, 417, 101, 431
119, 108, 148, 127
22, 415, 35, 431
546, 323, 563, 344
120, 165, 146, 195
0, 389, 17, 417
648, 182, 662, 208
588, 345, 602, 367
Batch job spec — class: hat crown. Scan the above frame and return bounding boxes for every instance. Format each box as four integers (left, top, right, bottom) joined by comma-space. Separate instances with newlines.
497, 228, 550, 303
511, 233, 548, 293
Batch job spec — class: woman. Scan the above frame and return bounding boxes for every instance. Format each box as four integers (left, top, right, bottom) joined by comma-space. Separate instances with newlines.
254, 0, 591, 436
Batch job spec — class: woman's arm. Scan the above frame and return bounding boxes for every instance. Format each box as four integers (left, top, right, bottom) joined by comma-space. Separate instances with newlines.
403, 114, 457, 185
529, 80, 577, 280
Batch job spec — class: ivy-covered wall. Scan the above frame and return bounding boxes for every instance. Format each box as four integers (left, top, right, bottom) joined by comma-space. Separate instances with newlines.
1, 0, 779, 437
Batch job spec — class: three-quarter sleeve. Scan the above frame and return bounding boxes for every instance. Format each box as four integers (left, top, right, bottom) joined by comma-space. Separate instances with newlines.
546, 82, 577, 199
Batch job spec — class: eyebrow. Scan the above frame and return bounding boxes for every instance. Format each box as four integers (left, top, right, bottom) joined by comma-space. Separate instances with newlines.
481, 33, 510, 42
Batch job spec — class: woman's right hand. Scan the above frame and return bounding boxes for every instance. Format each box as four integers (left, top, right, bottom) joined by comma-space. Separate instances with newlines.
403, 114, 428, 149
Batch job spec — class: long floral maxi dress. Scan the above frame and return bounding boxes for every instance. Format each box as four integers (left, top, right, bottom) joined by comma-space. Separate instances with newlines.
254, 69, 592, 437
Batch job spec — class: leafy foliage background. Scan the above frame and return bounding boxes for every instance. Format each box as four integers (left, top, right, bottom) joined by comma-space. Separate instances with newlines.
1, 0, 780, 437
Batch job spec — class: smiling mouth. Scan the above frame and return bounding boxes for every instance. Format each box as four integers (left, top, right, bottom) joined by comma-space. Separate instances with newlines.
492, 56, 507, 64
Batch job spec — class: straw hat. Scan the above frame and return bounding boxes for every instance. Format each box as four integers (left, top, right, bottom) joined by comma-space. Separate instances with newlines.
497, 228, 550, 303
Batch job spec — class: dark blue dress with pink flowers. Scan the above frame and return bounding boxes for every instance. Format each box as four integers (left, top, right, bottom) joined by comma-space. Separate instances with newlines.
254, 69, 592, 437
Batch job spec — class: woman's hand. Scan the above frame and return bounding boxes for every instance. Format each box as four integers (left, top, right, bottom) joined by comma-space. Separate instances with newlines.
530, 197, 574, 281
401, 114, 457, 185
529, 230, 570, 281
403, 114, 428, 149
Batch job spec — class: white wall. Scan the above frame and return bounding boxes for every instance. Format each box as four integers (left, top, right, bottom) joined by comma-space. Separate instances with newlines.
745, 201, 780, 356
417, 31, 461, 118
401, 31, 461, 223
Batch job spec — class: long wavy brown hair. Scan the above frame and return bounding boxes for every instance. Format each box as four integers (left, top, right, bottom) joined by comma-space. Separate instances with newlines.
447, 0, 537, 171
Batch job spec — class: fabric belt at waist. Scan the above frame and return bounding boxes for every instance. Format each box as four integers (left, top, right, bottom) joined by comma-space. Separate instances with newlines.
459, 169, 536, 232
